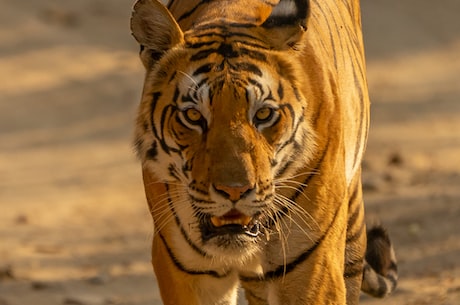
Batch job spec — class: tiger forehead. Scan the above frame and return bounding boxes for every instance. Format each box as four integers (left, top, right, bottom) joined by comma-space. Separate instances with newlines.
184, 26, 270, 65
177, 63, 278, 103
184, 24, 269, 49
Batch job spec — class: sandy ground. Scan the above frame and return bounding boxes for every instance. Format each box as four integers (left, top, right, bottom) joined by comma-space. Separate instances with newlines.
0, 1, 459, 304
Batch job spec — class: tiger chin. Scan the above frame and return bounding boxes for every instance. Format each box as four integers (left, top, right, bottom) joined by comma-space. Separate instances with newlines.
130, 0, 397, 304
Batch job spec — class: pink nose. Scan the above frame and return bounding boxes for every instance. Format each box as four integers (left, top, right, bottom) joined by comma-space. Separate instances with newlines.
213, 183, 254, 202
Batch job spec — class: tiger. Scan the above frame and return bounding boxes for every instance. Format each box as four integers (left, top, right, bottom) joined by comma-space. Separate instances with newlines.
130, 0, 397, 304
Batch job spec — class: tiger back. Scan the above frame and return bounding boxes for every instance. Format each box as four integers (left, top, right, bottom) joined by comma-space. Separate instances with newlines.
130, 0, 397, 304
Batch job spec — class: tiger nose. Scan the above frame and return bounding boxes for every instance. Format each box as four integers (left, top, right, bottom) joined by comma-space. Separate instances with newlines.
213, 183, 254, 202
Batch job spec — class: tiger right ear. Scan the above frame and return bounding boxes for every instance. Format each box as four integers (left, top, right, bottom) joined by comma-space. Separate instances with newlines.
130, 0, 184, 69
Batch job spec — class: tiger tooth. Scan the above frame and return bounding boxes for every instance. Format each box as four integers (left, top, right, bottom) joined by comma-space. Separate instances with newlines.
210, 215, 252, 227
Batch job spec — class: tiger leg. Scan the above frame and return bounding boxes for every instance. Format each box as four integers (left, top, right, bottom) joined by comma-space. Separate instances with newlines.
344, 174, 398, 299
262, 201, 349, 305
152, 234, 240, 305
270, 242, 347, 304
344, 174, 367, 305
344, 173, 398, 299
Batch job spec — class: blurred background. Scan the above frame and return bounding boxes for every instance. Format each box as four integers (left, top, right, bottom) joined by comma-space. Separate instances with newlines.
0, 1, 459, 304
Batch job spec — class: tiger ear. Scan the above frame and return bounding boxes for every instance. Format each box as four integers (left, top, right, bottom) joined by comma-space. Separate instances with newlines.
130, 0, 184, 69
260, 0, 310, 50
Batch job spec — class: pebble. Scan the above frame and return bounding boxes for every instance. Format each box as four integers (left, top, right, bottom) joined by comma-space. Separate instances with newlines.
388, 152, 404, 167
0, 265, 14, 280
63, 295, 113, 305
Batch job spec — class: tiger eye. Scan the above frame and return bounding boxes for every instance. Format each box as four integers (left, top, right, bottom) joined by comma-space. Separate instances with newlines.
184, 108, 202, 123
255, 107, 273, 122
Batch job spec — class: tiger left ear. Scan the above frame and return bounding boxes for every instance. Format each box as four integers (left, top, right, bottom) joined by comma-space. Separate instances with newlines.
260, 0, 310, 50
130, 0, 184, 69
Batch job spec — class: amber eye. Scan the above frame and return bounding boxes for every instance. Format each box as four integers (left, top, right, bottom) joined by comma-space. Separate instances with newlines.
254, 107, 274, 124
184, 108, 203, 124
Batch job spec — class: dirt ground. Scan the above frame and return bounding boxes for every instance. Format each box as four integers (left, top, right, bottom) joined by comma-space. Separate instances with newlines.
0, 1, 459, 304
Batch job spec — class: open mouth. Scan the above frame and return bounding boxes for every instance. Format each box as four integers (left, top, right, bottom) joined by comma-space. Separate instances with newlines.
210, 209, 252, 227
202, 209, 261, 240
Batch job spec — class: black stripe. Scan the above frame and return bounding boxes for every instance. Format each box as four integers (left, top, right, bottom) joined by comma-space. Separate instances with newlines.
172, 86, 180, 104
188, 26, 270, 49
247, 78, 264, 95
345, 183, 365, 243
275, 159, 294, 178
181, 156, 194, 176
185, 38, 269, 67
277, 81, 284, 100
150, 92, 162, 140
146, 141, 158, 160
159, 105, 173, 154
274, 103, 302, 156
167, 164, 181, 181
230, 62, 262, 76
193, 22, 257, 32
159, 233, 229, 278
344, 258, 364, 278
193, 63, 214, 76
239, 47, 267, 61
175, 0, 211, 22
347, 190, 361, 228
190, 48, 216, 61
291, 139, 329, 202
168, 71, 177, 84
346, 219, 364, 244
315, 4, 337, 69
186, 41, 218, 49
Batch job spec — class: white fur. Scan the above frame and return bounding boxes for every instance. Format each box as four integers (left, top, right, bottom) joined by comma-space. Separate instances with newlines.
269, 0, 298, 18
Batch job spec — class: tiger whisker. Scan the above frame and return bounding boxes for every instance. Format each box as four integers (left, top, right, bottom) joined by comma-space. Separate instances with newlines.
274, 193, 320, 232
273, 197, 315, 243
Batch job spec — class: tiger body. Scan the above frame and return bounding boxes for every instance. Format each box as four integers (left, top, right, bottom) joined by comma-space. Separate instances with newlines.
131, 0, 396, 304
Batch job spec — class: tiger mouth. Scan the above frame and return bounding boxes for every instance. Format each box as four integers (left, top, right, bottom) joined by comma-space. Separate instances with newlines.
210, 209, 252, 227
203, 209, 261, 240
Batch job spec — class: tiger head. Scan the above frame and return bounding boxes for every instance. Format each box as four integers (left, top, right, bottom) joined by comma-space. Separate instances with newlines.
131, 0, 315, 259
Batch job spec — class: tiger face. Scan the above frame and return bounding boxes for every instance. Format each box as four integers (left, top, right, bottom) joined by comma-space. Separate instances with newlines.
134, 11, 316, 259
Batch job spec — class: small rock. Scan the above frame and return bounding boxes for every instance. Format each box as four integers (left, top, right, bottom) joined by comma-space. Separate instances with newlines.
86, 273, 110, 285
388, 152, 404, 167
0, 265, 14, 280
63, 294, 120, 305
63, 295, 109, 305
14, 214, 28, 225
31, 281, 50, 290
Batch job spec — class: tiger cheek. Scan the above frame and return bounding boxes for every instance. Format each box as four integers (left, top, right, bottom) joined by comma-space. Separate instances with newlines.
170, 112, 201, 149
261, 114, 287, 147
